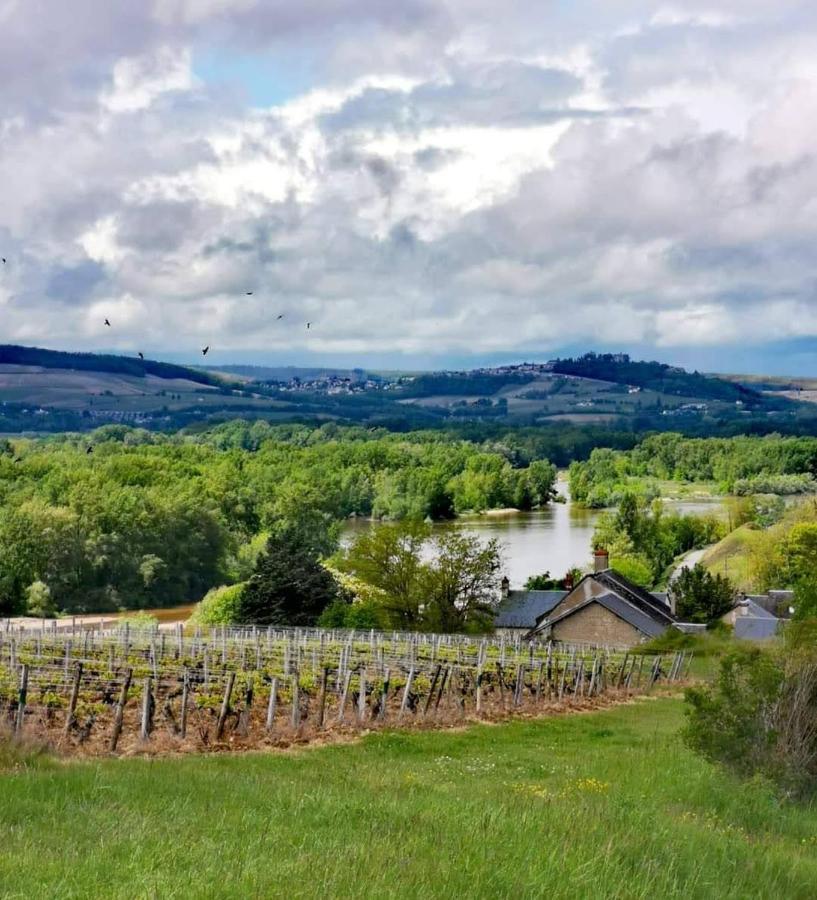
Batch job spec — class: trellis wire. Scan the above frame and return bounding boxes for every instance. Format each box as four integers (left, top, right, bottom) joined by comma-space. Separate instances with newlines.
0, 622, 688, 752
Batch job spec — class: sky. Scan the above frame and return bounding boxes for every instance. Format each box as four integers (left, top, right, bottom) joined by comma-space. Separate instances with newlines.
2, 1, 817, 374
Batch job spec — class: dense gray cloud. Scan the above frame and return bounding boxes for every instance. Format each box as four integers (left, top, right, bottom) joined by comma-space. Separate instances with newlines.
1, 0, 817, 361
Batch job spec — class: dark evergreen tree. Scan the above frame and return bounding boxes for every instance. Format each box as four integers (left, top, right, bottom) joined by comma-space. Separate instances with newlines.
237, 528, 343, 626
670, 564, 736, 625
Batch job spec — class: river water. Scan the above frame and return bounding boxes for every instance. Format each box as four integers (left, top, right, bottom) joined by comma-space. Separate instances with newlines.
342, 480, 727, 588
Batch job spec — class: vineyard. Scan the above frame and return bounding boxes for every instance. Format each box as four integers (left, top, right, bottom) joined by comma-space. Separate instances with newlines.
0, 622, 689, 755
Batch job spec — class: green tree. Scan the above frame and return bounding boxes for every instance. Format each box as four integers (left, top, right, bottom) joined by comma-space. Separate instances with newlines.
237, 529, 344, 627
339, 523, 430, 630
527, 459, 557, 506
670, 564, 736, 625
423, 532, 503, 633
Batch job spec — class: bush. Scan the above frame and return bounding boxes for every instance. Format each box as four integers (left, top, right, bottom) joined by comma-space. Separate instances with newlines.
317, 598, 386, 629
116, 611, 159, 629
26, 581, 56, 618
684, 642, 817, 799
190, 583, 246, 625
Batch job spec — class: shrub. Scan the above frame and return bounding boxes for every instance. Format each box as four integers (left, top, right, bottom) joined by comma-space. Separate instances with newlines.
190, 583, 246, 625
684, 642, 817, 799
117, 611, 159, 629
26, 581, 56, 618
317, 598, 386, 629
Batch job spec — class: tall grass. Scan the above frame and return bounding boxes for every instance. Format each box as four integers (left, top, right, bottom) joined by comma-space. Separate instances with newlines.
1, 700, 816, 898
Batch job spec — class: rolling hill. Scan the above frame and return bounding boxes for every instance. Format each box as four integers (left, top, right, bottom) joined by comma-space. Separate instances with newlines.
0, 344, 814, 436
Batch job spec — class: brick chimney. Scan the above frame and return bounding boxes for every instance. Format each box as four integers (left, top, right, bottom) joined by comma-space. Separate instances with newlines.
500, 576, 510, 599
593, 548, 609, 574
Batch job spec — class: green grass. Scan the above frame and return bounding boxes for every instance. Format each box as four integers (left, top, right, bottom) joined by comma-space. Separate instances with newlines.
2, 698, 817, 899
702, 524, 757, 590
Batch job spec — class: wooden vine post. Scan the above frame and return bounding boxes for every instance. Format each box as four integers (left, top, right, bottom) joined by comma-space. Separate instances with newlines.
15, 664, 29, 735
64, 661, 83, 736
216, 671, 236, 740
140, 677, 154, 741
109, 668, 132, 752
180, 669, 189, 739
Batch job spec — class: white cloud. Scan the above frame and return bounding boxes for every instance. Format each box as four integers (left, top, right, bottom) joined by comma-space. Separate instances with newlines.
102, 46, 195, 113
1, 1, 817, 359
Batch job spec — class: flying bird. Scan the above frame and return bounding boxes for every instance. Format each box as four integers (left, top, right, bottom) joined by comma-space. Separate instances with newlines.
202, 346, 210, 356
246, 291, 253, 296
1, 258, 5, 264
138, 352, 144, 360
306, 322, 311, 330
276, 314, 284, 320
104, 318, 111, 327
86, 446, 93, 454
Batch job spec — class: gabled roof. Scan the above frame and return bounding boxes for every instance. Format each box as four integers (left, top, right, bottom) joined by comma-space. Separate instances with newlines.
735, 597, 778, 620
593, 569, 676, 623
494, 590, 566, 628
546, 592, 668, 639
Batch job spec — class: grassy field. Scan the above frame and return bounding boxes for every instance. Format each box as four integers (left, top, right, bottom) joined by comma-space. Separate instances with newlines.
2, 697, 817, 899
702, 524, 758, 590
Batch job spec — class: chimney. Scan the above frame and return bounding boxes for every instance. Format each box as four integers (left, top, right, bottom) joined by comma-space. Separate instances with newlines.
500, 576, 510, 599
563, 571, 574, 591
593, 548, 609, 574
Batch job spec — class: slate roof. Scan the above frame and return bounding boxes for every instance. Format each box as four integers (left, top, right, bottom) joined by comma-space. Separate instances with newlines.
494, 590, 566, 629
736, 598, 777, 619
593, 570, 676, 623
733, 617, 780, 640
546, 592, 668, 639
729, 597, 780, 640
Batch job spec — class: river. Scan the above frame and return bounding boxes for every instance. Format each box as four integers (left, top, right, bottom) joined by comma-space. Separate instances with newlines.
342, 480, 728, 587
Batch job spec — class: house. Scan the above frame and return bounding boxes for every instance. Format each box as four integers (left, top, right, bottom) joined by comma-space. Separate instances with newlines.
721, 596, 780, 640
524, 550, 677, 646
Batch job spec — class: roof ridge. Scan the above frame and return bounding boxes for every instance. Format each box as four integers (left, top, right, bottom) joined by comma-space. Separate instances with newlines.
596, 570, 676, 622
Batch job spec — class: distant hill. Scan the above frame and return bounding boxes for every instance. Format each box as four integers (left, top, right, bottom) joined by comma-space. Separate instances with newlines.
208, 364, 381, 384
550, 353, 759, 403
0, 344, 813, 436
0, 345, 222, 388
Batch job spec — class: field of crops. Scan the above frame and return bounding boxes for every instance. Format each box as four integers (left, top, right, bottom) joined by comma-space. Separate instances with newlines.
0, 622, 686, 755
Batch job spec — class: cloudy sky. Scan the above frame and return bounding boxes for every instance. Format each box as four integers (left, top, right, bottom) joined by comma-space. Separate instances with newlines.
2, 0, 817, 373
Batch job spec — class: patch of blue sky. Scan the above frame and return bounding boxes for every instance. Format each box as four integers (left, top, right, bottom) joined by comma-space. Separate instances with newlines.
194, 48, 315, 108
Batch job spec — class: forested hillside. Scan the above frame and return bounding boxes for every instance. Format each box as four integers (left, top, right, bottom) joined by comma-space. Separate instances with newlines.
0, 344, 223, 387
551, 353, 761, 403
0, 423, 557, 616
569, 432, 817, 507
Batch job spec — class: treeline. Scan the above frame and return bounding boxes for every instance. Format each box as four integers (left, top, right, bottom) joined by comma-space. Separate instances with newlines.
592, 494, 726, 585
551, 353, 761, 404
395, 371, 535, 398
0, 344, 223, 387
0, 423, 556, 616
570, 433, 817, 507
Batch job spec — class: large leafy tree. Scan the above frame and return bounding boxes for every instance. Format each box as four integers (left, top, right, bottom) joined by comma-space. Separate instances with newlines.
341, 524, 502, 633
338, 523, 430, 630
423, 532, 503, 633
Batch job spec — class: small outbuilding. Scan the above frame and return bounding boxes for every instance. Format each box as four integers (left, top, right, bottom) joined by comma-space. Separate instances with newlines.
721, 596, 780, 640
